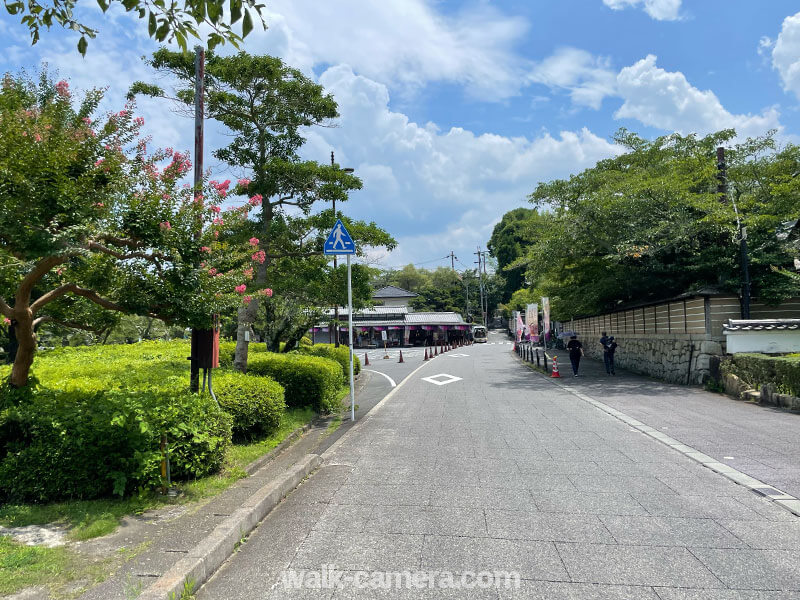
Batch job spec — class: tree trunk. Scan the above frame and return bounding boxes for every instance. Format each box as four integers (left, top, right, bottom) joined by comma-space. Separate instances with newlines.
9, 310, 35, 388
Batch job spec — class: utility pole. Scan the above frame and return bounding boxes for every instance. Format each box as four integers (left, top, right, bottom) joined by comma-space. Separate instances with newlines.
190, 46, 204, 393
331, 151, 340, 347
717, 147, 751, 318
449, 250, 456, 270
475, 248, 486, 328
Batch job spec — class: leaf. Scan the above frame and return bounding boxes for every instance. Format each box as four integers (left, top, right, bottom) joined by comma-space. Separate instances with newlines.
242, 9, 252, 38
77, 35, 87, 55
96, 0, 109, 12
148, 12, 156, 36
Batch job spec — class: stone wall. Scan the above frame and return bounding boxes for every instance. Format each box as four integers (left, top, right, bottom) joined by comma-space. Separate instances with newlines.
581, 333, 723, 384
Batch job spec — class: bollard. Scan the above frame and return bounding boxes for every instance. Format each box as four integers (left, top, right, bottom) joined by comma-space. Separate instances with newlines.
535, 349, 540, 367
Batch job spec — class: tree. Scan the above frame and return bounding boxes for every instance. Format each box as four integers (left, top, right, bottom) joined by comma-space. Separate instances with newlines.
519, 128, 800, 321
133, 50, 395, 368
5, 0, 266, 56
487, 207, 546, 302
0, 72, 247, 387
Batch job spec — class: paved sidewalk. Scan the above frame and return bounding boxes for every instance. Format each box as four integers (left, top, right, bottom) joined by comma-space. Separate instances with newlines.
195, 331, 800, 599
549, 347, 800, 501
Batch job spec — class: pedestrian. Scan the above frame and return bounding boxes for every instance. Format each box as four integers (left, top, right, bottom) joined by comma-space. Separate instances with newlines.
605, 336, 618, 375
600, 331, 609, 349
566, 335, 584, 377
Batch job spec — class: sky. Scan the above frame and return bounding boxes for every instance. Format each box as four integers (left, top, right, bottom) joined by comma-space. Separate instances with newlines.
2, 0, 800, 273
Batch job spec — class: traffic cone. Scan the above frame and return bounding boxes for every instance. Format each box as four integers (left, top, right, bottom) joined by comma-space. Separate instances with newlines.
364, 353, 370, 366
434, 344, 438, 357
424, 348, 429, 361
398, 350, 404, 363
551, 356, 561, 378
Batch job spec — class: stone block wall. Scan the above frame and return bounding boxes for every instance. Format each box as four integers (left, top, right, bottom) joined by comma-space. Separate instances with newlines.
581, 333, 723, 384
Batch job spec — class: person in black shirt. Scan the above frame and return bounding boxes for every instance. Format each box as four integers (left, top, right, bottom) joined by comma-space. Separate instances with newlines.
566, 335, 584, 377
600, 331, 609, 349
605, 336, 618, 375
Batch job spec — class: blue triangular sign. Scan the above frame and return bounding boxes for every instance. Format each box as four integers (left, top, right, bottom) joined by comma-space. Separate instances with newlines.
324, 219, 356, 255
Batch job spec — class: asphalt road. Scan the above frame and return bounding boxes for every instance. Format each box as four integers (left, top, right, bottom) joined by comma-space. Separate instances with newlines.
197, 330, 800, 599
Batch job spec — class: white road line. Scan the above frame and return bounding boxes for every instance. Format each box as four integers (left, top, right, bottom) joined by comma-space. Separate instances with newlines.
364, 369, 397, 388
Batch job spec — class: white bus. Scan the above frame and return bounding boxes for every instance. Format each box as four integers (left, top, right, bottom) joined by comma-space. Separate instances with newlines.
472, 325, 487, 343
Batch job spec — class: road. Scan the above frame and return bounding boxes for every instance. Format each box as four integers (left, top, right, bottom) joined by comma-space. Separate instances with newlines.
197, 330, 800, 599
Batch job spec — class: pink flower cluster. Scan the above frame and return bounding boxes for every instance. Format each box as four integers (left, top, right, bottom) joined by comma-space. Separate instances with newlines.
248, 194, 262, 207
243, 267, 254, 280
55, 80, 70, 98
238, 178, 251, 188
251, 250, 266, 264
200, 246, 211, 253
133, 117, 145, 126
210, 205, 221, 214
249, 237, 259, 247
259, 288, 273, 297
160, 221, 171, 230
210, 180, 231, 198
243, 295, 253, 305
235, 284, 247, 294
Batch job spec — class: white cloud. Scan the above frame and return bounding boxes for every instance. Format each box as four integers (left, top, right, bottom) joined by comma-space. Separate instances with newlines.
615, 55, 781, 138
602, 0, 682, 21
248, 0, 531, 101
529, 47, 616, 109
772, 12, 800, 100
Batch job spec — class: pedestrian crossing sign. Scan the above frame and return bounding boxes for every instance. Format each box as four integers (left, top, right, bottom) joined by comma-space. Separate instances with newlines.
324, 219, 356, 255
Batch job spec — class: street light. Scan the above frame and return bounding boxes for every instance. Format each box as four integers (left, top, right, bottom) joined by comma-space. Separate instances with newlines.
330, 151, 354, 347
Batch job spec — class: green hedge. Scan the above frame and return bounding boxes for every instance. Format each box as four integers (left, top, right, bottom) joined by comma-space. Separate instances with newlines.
0, 389, 231, 503
298, 344, 361, 378
213, 371, 286, 440
721, 353, 800, 396
247, 353, 343, 413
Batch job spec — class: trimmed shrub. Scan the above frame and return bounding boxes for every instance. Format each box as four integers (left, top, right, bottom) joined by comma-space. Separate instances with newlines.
722, 353, 800, 396
298, 343, 361, 378
213, 371, 286, 440
218, 341, 268, 368
0, 389, 232, 503
247, 353, 343, 413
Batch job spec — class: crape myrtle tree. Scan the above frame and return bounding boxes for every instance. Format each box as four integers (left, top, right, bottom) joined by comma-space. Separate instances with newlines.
132, 49, 395, 372
0, 71, 251, 388
520, 129, 800, 321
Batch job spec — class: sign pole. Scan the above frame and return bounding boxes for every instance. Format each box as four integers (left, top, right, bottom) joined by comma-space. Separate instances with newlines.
347, 254, 355, 421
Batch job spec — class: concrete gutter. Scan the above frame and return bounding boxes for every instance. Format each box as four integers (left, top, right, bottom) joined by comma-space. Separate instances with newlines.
137, 453, 321, 600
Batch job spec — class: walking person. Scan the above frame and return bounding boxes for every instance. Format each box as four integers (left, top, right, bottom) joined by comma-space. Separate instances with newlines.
600, 331, 609, 349
566, 335, 584, 377
604, 336, 618, 375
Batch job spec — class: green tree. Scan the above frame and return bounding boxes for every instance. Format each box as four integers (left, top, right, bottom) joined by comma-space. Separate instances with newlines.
487, 207, 549, 302
0, 72, 247, 387
133, 50, 395, 367
5, 0, 266, 56
521, 128, 800, 321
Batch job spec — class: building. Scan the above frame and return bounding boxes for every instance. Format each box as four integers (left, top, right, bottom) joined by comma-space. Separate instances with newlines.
309, 286, 471, 347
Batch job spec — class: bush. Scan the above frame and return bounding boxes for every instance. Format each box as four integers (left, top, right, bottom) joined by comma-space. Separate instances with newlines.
722, 353, 800, 396
247, 353, 343, 413
298, 343, 361, 378
0, 389, 232, 503
218, 341, 267, 368
212, 371, 286, 440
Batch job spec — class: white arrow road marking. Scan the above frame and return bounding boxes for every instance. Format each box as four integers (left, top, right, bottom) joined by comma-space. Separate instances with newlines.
448, 353, 470, 357
365, 369, 397, 388
422, 373, 463, 386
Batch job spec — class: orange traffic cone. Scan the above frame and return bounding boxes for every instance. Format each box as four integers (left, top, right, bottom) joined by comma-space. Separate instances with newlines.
551, 355, 561, 378
398, 350, 404, 363
364, 353, 370, 366
424, 348, 429, 361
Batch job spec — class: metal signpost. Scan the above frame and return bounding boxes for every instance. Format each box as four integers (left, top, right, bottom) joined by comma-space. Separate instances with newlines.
324, 219, 357, 421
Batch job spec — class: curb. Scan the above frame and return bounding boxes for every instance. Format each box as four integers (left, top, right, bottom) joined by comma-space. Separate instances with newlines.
137, 453, 322, 600
512, 349, 800, 519
245, 423, 312, 475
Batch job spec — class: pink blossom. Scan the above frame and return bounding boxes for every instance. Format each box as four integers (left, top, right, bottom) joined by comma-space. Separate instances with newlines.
94, 202, 104, 207
251, 250, 266, 264
117, 110, 129, 118
82, 117, 92, 125
259, 288, 273, 297
194, 194, 204, 204
162, 193, 171, 200
94, 158, 104, 167
235, 284, 247, 294
214, 230, 220, 238
55, 80, 70, 98
208, 268, 217, 276
243, 295, 253, 305
211, 205, 221, 214
238, 178, 251, 188
249, 237, 259, 246
248, 194, 263, 207
200, 246, 211, 253
34, 134, 42, 142
56, 267, 65, 276
160, 221, 171, 230
133, 117, 145, 126
21, 131, 27, 137
2, 317, 10, 325
213, 217, 224, 225
243, 267, 254, 280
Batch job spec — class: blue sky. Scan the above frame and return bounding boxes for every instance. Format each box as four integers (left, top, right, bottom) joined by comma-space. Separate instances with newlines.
2, 0, 800, 272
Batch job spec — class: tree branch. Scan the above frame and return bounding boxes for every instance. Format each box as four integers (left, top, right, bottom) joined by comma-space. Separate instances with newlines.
0, 296, 12, 318
17, 256, 70, 306
32, 316, 109, 334
86, 241, 167, 270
